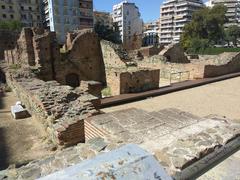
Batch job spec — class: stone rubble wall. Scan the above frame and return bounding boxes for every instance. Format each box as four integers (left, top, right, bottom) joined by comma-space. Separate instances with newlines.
100, 40, 133, 69
105, 70, 121, 96
137, 45, 164, 57
6, 71, 98, 147
55, 30, 106, 87
159, 44, 190, 64
139, 52, 240, 80
4, 28, 59, 81
119, 69, 160, 94
4, 28, 106, 93
203, 52, 240, 77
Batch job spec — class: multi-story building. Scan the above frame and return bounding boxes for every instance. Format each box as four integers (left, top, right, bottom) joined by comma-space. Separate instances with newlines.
209, 0, 240, 27
18, 0, 42, 27
42, 0, 93, 44
0, 0, 42, 27
159, 0, 204, 45
143, 20, 160, 46
93, 11, 113, 28
112, 1, 143, 50
0, 0, 19, 21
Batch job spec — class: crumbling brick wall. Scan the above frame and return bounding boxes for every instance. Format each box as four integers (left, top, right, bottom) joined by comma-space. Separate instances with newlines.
107, 69, 160, 95
159, 44, 190, 63
204, 53, 240, 77
120, 69, 160, 94
6, 70, 98, 147
4, 28, 60, 81
138, 46, 164, 57
54, 30, 107, 88
100, 40, 133, 69
4, 28, 106, 94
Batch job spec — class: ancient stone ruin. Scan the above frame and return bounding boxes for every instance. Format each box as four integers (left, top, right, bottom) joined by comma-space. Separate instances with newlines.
4, 28, 106, 91
1, 27, 240, 179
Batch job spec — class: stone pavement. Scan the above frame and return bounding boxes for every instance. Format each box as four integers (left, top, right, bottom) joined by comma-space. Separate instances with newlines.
87, 108, 240, 179
1, 108, 240, 180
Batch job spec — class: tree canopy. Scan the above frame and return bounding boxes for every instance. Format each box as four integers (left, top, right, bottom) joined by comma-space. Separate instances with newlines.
94, 22, 122, 44
225, 25, 240, 47
0, 20, 22, 31
180, 4, 228, 53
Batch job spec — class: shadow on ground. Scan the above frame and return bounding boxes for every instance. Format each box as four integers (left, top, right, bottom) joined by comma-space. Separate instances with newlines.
0, 93, 5, 110
0, 128, 9, 170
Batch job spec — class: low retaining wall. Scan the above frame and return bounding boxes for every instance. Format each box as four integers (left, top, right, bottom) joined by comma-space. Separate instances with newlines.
6, 73, 98, 147
106, 69, 160, 96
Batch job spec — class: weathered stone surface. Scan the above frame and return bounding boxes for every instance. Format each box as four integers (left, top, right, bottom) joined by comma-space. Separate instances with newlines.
6, 73, 99, 147
11, 105, 29, 119
87, 108, 240, 179
159, 44, 190, 63
38, 144, 172, 180
4, 28, 106, 97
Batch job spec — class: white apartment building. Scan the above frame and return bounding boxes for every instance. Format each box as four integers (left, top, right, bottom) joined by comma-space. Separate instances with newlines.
159, 0, 204, 45
42, 0, 93, 44
112, 1, 143, 49
209, 0, 240, 27
143, 20, 160, 46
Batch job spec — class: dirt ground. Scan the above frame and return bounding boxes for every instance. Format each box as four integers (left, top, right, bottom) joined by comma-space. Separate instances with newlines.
102, 77, 240, 121
0, 92, 53, 170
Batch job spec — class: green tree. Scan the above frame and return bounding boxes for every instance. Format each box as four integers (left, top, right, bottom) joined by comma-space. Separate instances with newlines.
94, 22, 122, 44
225, 25, 240, 47
180, 4, 227, 53
0, 20, 22, 31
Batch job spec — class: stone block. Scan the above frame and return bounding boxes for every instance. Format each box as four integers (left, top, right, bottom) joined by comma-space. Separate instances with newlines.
11, 105, 29, 119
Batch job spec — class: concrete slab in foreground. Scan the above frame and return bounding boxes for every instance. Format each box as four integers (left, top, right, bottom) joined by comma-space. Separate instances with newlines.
38, 144, 172, 180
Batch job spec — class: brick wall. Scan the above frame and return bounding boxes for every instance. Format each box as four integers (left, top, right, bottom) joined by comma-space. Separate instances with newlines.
106, 69, 160, 95
6, 72, 98, 147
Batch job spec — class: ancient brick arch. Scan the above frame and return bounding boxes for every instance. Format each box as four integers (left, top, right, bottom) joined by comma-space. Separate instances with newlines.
55, 30, 107, 87
65, 73, 80, 88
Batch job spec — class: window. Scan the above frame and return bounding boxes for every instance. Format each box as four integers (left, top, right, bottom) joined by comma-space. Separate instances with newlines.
9, 6, 12, 10
2, 5, 5, 9
29, 7, 32, 11
10, 14, 14, 19
21, 6, 24, 10
2, 14, 6, 18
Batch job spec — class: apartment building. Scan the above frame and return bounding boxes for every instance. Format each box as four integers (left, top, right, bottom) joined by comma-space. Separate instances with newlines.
143, 20, 160, 46
0, 0, 42, 27
209, 0, 240, 27
42, 0, 93, 44
112, 1, 143, 50
0, 0, 19, 21
93, 11, 113, 28
159, 0, 204, 45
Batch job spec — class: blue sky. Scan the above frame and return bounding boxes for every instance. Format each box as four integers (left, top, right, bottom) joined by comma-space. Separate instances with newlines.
93, 0, 164, 23
94, 0, 208, 23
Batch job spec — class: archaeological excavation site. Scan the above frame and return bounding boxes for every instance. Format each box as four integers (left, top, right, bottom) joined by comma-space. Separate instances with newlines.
0, 28, 240, 179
